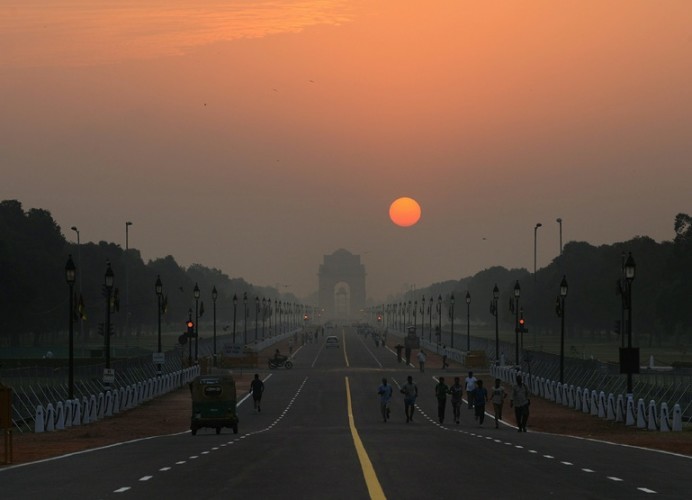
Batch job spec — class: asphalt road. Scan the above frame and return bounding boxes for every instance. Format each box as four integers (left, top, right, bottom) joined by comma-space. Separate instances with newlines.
1, 327, 689, 500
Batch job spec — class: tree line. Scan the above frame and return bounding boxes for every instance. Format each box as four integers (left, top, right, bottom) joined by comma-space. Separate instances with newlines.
0, 200, 301, 347
388, 213, 692, 347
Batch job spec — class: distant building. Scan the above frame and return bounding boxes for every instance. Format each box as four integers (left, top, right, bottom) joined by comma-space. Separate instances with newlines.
318, 249, 366, 321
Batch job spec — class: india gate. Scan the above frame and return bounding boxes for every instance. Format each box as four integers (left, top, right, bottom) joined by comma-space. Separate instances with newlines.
318, 249, 366, 320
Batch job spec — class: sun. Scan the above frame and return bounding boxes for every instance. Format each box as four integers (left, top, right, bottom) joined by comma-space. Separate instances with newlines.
389, 197, 421, 227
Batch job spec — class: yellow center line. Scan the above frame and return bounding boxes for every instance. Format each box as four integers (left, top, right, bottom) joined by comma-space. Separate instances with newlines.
345, 377, 386, 500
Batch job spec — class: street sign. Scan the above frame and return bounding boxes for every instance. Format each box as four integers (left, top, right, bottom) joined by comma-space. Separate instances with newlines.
152, 352, 165, 365
103, 368, 115, 384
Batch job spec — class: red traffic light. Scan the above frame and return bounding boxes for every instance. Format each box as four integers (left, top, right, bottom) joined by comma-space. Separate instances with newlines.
186, 320, 194, 328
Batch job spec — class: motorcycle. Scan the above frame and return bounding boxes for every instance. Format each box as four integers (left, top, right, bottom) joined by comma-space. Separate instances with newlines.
268, 357, 293, 369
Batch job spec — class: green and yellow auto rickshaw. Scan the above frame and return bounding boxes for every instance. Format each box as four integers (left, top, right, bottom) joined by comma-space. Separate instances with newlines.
189, 373, 239, 435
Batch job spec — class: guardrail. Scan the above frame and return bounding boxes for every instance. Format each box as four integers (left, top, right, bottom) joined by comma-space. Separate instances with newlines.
2, 329, 302, 434
491, 364, 684, 432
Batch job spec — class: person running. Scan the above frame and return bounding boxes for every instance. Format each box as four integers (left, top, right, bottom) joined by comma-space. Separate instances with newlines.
377, 377, 393, 422
491, 378, 507, 428
400, 375, 418, 423
450, 376, 464, 424
510, 375, 530, 432
417, 350, 427, 372
474, 379, 488, 425
249, 373, 264, 412
435, 376, 450, 424
465, 371, 478, 409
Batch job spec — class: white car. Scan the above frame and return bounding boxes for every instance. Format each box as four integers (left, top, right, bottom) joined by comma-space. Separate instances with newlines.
325, 336, 340, 348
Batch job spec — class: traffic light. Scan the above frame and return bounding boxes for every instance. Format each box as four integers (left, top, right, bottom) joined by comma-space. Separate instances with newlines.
303, 313, 309, 321
518, 314, 527, 333
377, 314, 382, 322
186, 319, 195, 337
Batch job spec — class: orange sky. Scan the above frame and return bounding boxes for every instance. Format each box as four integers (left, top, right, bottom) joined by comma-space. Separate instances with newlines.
2, 1, 691, 300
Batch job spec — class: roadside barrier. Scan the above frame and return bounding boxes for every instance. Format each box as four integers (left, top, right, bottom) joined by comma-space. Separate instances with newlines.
32, 366, 200, 433
489, 365, 682, 433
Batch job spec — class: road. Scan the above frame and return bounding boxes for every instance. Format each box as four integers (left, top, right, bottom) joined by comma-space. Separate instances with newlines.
1, 327, 689, 499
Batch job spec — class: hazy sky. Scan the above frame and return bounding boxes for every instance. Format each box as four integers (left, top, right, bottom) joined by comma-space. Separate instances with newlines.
2, 1, 691, 301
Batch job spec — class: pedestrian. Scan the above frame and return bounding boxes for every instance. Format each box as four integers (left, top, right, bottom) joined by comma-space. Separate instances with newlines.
249, 373, 264, 412
510, 374, 530, 432
377, 377, 393, 422
404, 347, 412, 366
400, 375, 418, 423
491, 378, 506, 428
417, 350, 426, 372
441, 345, 449, 370
288, 339, 294, 355
450, 376, 463, 424
395, 344, 403, 363
474, 379, 488, 425
435, 376, 450, 424
465, 371, 478, 409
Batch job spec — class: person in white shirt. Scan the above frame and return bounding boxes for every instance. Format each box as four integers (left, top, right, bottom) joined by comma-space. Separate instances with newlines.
465, 371, 478, 409
417, 350, 427, 372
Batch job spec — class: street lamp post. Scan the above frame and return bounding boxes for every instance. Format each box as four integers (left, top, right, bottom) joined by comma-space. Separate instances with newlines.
212, 286, 218, 367
155, 275, 163, 375
193, 283, 200, 361
450, 293, 455, 349
70, 226, 83, 340
492, 285, 499, 362
104, 262, 114, 370
534, 223, 543, 281
125, 221, 132, 335
243, 292, 248, 345
556, 218, 563, 255
558, 276, 568, 383
255, 296, 260, 342
513, 280, 521, 365
232, 294, 238, 344
268, 299, 272, 337
413, 300, 417, 338
262, 298, 267, 340
65, 255, 76, 399
624, 253, 636, 395
420, 296, 425, 339
465, 292, 471, 351
437, 294, 442, 346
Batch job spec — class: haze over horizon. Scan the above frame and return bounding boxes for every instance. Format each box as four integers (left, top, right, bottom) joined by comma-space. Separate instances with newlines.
2, 1, 690, 301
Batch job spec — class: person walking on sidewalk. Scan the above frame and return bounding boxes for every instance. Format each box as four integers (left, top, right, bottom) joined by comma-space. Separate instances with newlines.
250, 373, 264, 412
435, 376, 450, 424
450, 376, 464, 424
465, 371, 478, 409
400, 375, 418, 423
491, 378, 507, 428
474, 379, 488, 425
510, 375, 530, 432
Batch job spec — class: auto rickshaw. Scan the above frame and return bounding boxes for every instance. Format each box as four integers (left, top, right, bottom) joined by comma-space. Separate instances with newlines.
189, 373, 239, 435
